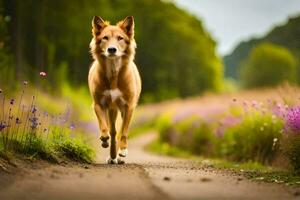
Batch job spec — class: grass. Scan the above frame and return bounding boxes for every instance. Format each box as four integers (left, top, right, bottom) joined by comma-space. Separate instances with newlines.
0, 125, 95, 164
49, 129, 95, 163
0, 78, 95, 164
210, 159, 300, 186
147, 139, 300, 186
220, 111, 283, 164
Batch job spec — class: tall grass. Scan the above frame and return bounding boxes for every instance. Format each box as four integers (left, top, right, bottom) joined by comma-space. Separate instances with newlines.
220, 111, 283, 164
0, 74, 95, 163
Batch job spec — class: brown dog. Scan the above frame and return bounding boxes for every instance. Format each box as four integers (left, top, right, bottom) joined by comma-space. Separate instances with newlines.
88, 16, 141, 164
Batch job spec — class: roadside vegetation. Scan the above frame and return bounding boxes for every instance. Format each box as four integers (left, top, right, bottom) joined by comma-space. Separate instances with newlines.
135, 85, 300, 185
0, 77, 95, 164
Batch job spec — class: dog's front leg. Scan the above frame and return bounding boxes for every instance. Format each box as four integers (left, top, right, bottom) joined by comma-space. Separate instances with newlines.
93, 102, 110, 148
118, 106, 134, 157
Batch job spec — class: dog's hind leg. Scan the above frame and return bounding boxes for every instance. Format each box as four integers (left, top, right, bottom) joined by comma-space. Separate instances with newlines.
118, 106, 134, 158
106, 109, 118, 164
93, 103, 110, 148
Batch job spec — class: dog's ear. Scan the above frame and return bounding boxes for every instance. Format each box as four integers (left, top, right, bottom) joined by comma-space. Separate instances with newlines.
92, 16, 106, 36
119, 16, 134, 38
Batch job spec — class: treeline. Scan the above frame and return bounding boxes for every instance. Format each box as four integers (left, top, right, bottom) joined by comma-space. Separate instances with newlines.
224, 15, 300, 87
0, 0, 223, 102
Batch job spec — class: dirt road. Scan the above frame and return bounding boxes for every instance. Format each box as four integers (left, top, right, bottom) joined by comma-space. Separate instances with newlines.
0, 132, 299, 200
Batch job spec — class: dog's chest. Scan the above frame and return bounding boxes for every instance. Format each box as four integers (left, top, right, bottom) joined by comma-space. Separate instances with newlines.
100, 59, 126, 108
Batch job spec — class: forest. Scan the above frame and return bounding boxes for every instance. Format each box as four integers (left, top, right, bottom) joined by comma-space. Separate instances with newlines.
0, 0, 222, 102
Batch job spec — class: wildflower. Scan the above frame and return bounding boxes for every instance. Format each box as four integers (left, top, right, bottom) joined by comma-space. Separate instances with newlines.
272, 138, 278, 148
0, 122, 6, 131
39, 71, 47, 77
29, 117, 39, 129
69, 123, 75, 130
32, 106, 37, 114
285, 106, 300, 133
23, 81, 28, 85
252, 100, 258, 107
15, 117, 22, 124
10, 99, 15, 105
276, 103, 282, 109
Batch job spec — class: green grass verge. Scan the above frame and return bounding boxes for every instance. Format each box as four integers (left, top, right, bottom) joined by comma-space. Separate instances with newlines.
0, 128, 95, 164
147, 139, 300, 186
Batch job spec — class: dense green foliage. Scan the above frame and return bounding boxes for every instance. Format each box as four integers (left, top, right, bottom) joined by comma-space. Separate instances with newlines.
0, 1, 13, 84
224, 15, 300, 81
284, 135, 300, 173
221, 112, 283, 164
155, 111, 283, 164
240, 43, 297, 88
2, 0, 223, 101
157, 115, 216, 156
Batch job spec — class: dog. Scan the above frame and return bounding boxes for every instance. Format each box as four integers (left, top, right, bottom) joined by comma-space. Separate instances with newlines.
88, 16, 141, 164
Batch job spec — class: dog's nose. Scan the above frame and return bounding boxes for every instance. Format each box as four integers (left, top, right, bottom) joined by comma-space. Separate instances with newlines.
107, 47, 117, 54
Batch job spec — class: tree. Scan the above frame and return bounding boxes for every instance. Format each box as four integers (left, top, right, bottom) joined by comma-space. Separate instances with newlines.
240, 43, 297, 88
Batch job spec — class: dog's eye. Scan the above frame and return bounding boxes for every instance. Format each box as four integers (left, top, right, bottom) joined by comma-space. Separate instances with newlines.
117, 36, 123, 41
102, 36, 108, 40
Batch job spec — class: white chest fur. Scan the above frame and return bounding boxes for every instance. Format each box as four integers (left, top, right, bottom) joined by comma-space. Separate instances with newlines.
103, 88, 123, 102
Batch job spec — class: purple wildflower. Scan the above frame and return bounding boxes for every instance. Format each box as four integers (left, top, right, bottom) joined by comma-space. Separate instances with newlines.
285, 106, 300, 134
29, 117, 39, 129
252, 100, 258, 107
32, 106, 37, 114
69, 123, 75, 130
10, 99, 15, 105
0, 122, 6, 131
15, 117, 22, 124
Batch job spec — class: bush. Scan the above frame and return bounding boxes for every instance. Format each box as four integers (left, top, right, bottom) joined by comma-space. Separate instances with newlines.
158, 115, 216, 156
283, 135, 300, 173
221, 111, 284, 164
240, 43, 297, 88
156, 112, 173, 143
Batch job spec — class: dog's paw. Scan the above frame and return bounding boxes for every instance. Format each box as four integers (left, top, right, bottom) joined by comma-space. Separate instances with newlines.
118, 148, 128, 157
100, 136, 109, 148
106, 157, 117, 164
117, 157, 125, 165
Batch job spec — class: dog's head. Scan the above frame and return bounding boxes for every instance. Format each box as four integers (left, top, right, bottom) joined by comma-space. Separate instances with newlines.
91, 16, 135, 59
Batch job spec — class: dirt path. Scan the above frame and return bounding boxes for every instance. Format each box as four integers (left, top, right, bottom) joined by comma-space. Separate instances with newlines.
0, 132, 299, 200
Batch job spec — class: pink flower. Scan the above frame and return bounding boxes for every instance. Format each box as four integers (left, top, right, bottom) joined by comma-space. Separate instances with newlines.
39, 71, 47, 77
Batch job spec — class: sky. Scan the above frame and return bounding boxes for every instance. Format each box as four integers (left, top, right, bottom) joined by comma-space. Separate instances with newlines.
173, 0, 300, 55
